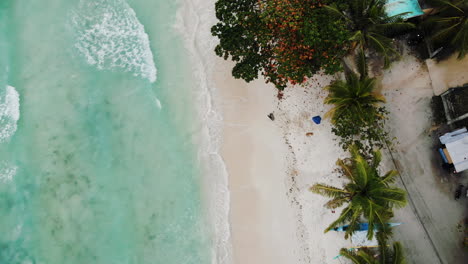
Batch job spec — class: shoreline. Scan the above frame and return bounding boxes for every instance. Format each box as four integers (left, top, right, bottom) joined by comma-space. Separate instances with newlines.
175, 0, 233, 263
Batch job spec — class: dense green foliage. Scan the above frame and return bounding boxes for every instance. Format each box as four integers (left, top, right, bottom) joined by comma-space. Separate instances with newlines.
340, 241, 406, 264
310, 147, 407, 240
325, 0, 414, 67
211, 0, 350, 90
330, 106, 390, 152
423, 0, 468, 59
324, 53, 390, 152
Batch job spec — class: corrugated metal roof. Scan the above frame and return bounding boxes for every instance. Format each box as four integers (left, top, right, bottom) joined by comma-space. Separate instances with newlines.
439, 127, 467, 144
445, 132, 468, 172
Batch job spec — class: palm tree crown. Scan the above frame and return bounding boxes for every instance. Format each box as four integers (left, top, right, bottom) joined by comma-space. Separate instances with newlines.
340, 241, 406, 264
324, 52, 385, 124
310, 147, 407, 240
324, 71, 385, 124
325, 0, 414, 66
424, 0, 468, 59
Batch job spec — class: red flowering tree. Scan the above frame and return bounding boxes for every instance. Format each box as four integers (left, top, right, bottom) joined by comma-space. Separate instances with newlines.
212, 0, 350, 90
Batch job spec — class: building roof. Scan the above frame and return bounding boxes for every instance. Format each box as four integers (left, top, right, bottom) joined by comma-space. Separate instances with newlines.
385, 0, 424, 19
440, 128, 468, 172
441, 85, 468, 126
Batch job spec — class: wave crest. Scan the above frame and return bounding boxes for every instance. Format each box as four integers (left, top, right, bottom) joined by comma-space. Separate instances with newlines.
0, 162, 17, 183
70, 0, 157, 83
0, 85, 20, 143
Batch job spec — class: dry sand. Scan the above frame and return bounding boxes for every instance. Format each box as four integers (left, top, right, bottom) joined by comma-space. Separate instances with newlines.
426, 53, 468, 95
215, 60, 300, 264
215, 59, 354, 264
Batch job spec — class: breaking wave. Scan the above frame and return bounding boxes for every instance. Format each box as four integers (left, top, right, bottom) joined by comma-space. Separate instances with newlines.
0, 162, 17, 183
70, 0, 157, 83
0, 85, 20, 143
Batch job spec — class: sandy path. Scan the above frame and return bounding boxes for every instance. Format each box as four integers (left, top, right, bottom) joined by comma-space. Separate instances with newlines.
381, 54, 468, 264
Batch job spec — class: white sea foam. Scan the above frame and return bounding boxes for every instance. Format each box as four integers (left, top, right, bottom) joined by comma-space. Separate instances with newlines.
154, 97, 162, 109
0, 85, 20, 143
0, 163, 17, 183
176, 1, 232, 264
70, 0, 157, 83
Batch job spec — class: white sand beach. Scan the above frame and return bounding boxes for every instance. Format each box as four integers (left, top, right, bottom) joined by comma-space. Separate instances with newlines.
215, 57, 356, 264
180, 0, 468, 263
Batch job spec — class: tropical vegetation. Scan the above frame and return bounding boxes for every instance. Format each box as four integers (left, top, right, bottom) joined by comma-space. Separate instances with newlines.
310, 146, 407, 240
340, 241, 406, 264
211, 0, 350, 90
324, 0, 414, 67
324, 52, 390, 152
423, 0, 468, 59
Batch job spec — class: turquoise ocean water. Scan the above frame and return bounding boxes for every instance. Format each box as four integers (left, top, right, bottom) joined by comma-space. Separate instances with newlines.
0, 0, 212, 263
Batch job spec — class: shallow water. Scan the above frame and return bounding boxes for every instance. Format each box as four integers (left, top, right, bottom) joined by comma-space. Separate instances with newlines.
0, 0, 211, 263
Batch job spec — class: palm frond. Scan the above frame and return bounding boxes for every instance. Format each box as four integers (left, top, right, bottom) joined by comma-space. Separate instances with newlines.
350, 30, 366, 47
310, 184, 350, 198
373, 22, 415, 36
357, 48, 368, 79
325, 205, 354, 233
325, 197, 350, 209
376, 228, 393, 254
381, 170, 399, 184
337, 158, 354, 180
357, 250, 378, 264
354, 154, 369, 187
339, 248, 362, 264
323, 108, 336, 122
392, 241, 406, 264
366, 33, 395, 68
323, 4, 349, 21
437, 0, 465, 13
431, 21, 462, 42
374, 189, 407, 208
371, 149, 382, 169
370, 92, 386, 103
344, 207, 364, 239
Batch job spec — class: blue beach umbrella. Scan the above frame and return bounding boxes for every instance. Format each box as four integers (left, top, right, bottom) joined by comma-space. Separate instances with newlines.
312, 116, 321, 124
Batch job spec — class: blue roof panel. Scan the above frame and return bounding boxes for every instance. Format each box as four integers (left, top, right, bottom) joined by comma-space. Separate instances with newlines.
385, 0, 424, 19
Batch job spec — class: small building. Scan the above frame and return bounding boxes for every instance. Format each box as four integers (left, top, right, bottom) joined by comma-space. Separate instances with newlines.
441, 85, 468, 128
439, 128, 468, 173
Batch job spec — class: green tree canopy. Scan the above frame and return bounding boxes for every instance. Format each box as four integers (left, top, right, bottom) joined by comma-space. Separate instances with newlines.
325, 0, 414, 67
211, 0, 350, 90
423, 0, 468, 59
340, 241, 406, 264
324, 52, 389, 152
310, 147, 407, 240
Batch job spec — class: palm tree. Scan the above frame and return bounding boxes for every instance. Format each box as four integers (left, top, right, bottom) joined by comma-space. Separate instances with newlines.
340, 241, 406, 264
324, 52, 385, 124
325, 0, 414, 67
324, 52, 390, 152
423, 0, 468, 59
310, 147, 407, 240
